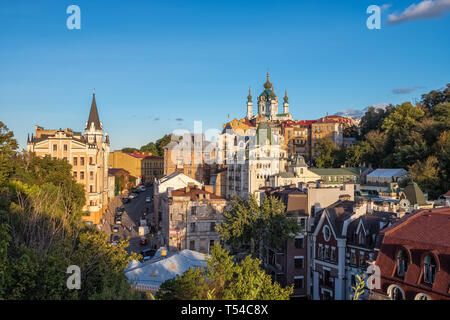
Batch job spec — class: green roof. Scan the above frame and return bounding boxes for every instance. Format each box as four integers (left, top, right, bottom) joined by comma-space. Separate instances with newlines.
402, 182, 427, 205
309, 167, 361, 176
276, 172, 295, 178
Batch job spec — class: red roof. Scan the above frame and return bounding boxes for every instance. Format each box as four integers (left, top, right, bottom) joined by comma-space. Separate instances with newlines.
374, 207, 450, 298
127, 150, 152, 159
171, 186, 224, 201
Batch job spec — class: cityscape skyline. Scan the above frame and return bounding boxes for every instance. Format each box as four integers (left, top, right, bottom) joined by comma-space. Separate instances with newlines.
1, 0, 449, 151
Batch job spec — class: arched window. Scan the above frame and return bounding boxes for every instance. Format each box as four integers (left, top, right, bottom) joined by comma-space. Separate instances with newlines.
423, 255, 437, 285
388, 285, 404, 300
359, 232, 365, 245
415, 293, 432, 300
397, 250, 409, 277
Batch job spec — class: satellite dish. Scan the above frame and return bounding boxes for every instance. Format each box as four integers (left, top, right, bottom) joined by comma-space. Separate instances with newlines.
399, 199, 410, 209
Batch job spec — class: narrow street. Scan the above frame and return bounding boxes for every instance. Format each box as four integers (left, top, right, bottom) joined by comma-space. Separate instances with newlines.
101, 184, 157, 255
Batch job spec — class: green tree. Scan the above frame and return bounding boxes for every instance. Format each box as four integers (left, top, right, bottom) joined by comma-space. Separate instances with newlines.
140, 141, 159, 155
314, 137, 343, 168
218, 195, 301, 259
408, 156, 442, 199
157, 244, 292, 300
121, 147, 138, 153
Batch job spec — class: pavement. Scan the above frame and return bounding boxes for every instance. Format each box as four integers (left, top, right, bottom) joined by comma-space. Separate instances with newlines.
101, 184, 157, 255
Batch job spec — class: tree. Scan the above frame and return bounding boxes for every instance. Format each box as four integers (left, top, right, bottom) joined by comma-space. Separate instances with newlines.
140, 141, 159, 155
157, 244, 292, 300
314, 138, 343, 168
0, 121, 18, 191
121, 147, 138, 153
359, 105, 393, 137
218, 195, 301, 259
408, 156, 442, 199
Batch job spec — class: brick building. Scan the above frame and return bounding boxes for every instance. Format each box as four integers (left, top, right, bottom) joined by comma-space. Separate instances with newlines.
370, 207, 450, 300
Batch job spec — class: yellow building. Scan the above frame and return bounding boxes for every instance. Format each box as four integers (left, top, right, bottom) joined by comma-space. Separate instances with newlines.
27, 93, 110, 225
108, 150, 164, 183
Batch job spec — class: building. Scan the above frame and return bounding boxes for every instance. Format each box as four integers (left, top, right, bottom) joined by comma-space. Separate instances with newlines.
160, 183, 228, 253
141, 155, 164, 181
163, 133, 215, 183
269, 155, 321, 187
153, 172, 203, 230
311, 199, 398, 300
365, 168, 409, 187
261, 186, 309, 299
108, 150, 163, 183
125, 248, 206, 294
221, 122, 287, 200
370, 207, 450, 300
108, 168, 131, 196
27, 93, 110, 225
308, 167, 364, 186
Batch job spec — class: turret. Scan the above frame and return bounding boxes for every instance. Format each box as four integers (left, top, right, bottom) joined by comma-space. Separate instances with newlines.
283, 90, 289, 114
246, 87, 253, 119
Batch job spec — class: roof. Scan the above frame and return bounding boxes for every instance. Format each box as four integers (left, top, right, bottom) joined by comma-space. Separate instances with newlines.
87, 93, 102, 130
108, 168, 130, 176
401, 182, 427, 205
443, 190, 450, 197
265, 187, 308, 216
374, 207, 450, 297
125, 249, 207, 290
380, 207, 450, 248
126, 150, 152, 159
309, 167, 361, 176
171, 185, 224, 201
367, 168, 408, 178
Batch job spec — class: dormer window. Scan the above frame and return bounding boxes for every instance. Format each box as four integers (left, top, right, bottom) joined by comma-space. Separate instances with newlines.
423, 255, 437, 285
323, 225, 331, 242
359, 232, 365, 245
396, 250, 409, 277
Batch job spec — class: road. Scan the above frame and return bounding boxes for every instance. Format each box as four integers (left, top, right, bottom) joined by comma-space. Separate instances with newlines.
102, 185, 157, 255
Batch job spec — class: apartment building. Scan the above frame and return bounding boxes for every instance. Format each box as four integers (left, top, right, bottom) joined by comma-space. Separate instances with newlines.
27, 93, 110, 225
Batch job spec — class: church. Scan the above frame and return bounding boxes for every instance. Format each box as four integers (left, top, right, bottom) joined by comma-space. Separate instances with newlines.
27, 92, 110, 225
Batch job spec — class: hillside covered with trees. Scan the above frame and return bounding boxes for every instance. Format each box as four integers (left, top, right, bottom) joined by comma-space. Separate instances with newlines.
314, 84, 450, 199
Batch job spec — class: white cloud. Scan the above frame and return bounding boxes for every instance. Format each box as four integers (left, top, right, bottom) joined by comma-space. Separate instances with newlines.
381, 4, 392, 12
387, 0, 450, 24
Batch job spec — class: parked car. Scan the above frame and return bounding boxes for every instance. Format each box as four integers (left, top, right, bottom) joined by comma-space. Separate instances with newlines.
139, 237, 148, 245
111, 235, 120, 246
128, 193, 136, 199
112, 225, 120, 233
145, 196, 151, 203
121, 197, 130, 204
138, 186, 146, 192
114, 216, 122, 225
140, 248, 156, 257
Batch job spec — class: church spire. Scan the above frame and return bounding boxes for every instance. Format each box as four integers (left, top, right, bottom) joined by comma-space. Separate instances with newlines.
86, 90, 102, 131
247, 87, 252, 102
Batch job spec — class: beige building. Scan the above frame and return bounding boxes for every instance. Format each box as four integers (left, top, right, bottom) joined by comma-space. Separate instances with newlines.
108, 150, 164, 183
27, 93, 110, 225
163, 133, 215, 183
159, 183, 228, 253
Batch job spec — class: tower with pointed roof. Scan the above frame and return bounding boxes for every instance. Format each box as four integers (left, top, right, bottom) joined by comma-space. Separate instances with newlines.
283, 90, 289, 114
246, 87, 253, 119
27, 91, 111, 225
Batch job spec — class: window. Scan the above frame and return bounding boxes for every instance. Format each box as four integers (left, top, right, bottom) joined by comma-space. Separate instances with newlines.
324, 246, 330, 260
294, 277, 304, 289
89, 157, 93, 165
190, 222, 196, 232
294, 257, 304, 269
209, 240, 215, 252
80, 157, 85, 165
80, 171, 84, 180
295, 238, 304, 249
359, 232, 365, 245
90, 171, 94, 180
73, 157, 77, 166
331, 247, 336, 262
389, 286, 404, 300
397, 250, 409, 277
191, 207, 197, 215
73, 171, 77, 179
323, 225, 331, 242
350, 251, 357, 265
359, 253, 365, 267
318, 244, 323, 259
210, 222, 216, 232
53, 144, 57, 151
64, 144, 68, 151
189, 240, 195, 250
423, 255, 437, 285
90, 185, 93, 193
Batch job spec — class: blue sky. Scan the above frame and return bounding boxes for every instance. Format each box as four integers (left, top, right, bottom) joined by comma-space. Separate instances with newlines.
0, 0, 449, 151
